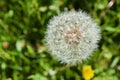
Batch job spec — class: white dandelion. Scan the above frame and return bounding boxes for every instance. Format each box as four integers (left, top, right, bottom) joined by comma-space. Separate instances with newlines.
45, 10, 101, 65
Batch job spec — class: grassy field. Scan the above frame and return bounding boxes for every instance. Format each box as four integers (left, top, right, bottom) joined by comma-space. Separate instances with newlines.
0, 0, 120, 80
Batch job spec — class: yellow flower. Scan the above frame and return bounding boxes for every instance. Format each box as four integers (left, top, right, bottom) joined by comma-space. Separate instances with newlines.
82, 65, 94, 80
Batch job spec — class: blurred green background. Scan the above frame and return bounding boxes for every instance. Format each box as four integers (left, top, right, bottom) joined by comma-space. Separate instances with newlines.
0, 0, 120, 80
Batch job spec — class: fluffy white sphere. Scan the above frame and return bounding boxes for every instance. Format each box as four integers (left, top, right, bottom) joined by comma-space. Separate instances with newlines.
46, 11, 101, 65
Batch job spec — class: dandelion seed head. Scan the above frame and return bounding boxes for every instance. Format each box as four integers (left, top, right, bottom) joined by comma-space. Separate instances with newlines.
46, 10, 101, 65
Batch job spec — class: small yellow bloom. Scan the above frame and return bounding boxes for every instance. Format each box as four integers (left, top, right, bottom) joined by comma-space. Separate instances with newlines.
82, 65, 94, 80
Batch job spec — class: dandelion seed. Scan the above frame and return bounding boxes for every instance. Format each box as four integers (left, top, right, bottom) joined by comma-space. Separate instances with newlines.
46, 10, 101, 65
